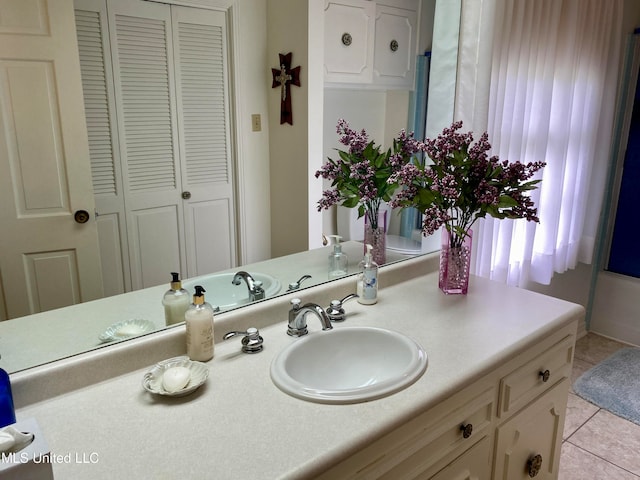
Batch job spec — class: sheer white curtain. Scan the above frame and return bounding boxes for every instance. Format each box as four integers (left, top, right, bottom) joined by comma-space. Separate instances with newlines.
471, 0, 624, 286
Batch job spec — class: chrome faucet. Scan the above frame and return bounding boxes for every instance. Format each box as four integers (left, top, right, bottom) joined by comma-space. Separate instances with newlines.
232, 271, 265, 301
287, 298, 333, 337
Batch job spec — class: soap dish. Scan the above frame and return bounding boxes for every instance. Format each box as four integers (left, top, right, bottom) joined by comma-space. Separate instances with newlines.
142, 356, 209, 397
99, 318, 156, 343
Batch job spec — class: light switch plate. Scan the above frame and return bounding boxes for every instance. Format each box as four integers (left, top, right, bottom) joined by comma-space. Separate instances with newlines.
251, 114, 261, 132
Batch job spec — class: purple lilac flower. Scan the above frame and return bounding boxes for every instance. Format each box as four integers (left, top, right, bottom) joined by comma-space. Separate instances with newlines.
336, 119, 368, 155
317, 189, 340, 211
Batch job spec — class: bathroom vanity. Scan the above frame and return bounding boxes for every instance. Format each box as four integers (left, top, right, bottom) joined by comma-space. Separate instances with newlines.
10, 253, 582, 479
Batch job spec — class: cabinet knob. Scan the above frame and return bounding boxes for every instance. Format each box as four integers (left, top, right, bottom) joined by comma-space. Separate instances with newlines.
459, 423, 473, 439
527, 454, 543, 477
539, 369, 550, 382
390, 39, 399, 52
341, 33, 352, 46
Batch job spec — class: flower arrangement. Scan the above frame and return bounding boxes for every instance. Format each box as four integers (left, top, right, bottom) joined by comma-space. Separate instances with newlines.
315, 119, 423, 231
389, 121, 546, 248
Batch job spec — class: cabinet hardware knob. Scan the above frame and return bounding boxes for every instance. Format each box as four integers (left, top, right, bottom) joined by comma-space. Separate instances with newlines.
182, 191, 192, 200
539, 369, 550, 382
74, 210, 90, 224
341, 33, 352, 46
527, 454, 543, 477
460, 423, 473, 439
390, 39, 399, 52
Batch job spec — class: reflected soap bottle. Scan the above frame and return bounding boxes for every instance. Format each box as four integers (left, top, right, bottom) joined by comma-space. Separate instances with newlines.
0, 368, 16, 428
162, 272, 190, 326
185, 285, 215, 362
328, 235, 348, 279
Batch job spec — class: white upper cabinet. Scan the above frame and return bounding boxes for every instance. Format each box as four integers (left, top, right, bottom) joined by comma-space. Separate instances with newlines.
324, 0, 418, 89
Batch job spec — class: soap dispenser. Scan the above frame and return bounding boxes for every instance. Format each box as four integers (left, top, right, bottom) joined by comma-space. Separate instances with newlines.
162, 272, 191, 326
357, 244, 378, 305
185, 285, 215, 362
328, 235, 348, 279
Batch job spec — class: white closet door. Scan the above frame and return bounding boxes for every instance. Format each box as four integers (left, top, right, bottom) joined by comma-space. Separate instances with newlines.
172, 6, 236, 276
0, 0, 104, 319
108, 0, 186, 290
75, 0, 130, 297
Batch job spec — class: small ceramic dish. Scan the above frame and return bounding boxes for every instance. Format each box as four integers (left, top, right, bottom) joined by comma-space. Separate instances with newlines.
99, 318, 156, 343
142, 356, 209, 397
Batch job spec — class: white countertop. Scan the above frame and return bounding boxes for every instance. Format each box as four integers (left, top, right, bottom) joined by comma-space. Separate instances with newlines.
13, 255, 583, 479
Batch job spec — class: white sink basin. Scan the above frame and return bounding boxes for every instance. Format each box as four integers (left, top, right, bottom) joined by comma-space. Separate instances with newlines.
183, 272, 281, 311
270, 326, 428, 404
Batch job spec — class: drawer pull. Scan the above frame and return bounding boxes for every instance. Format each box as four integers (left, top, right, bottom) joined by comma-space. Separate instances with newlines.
539, 369, 550, 382
460, 423, 473, 439
527, 454, 543, 477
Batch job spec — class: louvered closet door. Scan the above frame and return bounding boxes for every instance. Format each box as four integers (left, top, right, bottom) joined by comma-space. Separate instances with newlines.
172, 6, 236, 276
75, 0, 130, 296
108, 0, 186, 290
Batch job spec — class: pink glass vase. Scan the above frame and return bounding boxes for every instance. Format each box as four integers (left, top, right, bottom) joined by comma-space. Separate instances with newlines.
364, 209, 387, 265
439, 228, 472, 294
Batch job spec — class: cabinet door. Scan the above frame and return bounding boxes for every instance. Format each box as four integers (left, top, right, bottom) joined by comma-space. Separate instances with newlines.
494, 379, 569, 480
427, 436, 492, 480
324, 0, 375, 83
373, 3, 417, 88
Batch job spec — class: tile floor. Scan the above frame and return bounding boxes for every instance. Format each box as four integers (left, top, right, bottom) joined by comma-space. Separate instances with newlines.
559, 333, 640, 479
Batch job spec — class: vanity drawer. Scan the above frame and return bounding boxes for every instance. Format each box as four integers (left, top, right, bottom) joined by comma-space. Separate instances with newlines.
498, 334, 574, 418
316, 384, 495, 480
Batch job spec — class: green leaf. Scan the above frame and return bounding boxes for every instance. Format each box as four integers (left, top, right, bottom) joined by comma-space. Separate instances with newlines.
498, 195, 519, 208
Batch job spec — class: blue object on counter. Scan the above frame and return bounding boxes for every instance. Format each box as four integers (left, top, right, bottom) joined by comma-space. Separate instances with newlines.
0, 368, 16, 427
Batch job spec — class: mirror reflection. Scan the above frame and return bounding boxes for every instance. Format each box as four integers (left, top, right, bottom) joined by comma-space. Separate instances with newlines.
0, 0, 444, 374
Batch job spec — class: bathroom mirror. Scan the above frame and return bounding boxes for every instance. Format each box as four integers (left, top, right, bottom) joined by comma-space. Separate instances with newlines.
0, 0, 458, 374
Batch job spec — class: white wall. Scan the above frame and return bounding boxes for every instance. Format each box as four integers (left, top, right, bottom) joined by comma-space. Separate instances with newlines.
232, 0, 272, 265
266, 0, 310, 258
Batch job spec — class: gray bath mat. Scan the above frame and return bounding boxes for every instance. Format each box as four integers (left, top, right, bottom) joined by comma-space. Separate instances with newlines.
573, 347, 640, 426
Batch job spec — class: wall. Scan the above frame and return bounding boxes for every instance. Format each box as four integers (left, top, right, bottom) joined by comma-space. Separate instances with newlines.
267, 0, 310, 258
232, 0, 272, 265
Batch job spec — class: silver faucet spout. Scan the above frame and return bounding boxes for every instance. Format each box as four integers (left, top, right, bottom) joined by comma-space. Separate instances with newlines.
287, 299, 333, 337
232, 271, 265, 301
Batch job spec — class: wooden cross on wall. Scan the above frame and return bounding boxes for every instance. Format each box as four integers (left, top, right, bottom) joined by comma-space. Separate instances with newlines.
271, 52, 300, 125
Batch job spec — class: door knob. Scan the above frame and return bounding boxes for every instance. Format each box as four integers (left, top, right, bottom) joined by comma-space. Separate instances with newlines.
182, 191, 191, 200
74, 210, 90, 224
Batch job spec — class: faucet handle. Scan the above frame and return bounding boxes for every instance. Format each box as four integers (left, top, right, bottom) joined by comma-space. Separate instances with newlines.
327, 293, 358, 322
223, 327, 264, 354
287, 275, 312, 291
290, 298, 301, 310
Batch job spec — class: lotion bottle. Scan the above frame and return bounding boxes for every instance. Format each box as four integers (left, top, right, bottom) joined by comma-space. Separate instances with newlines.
357, 244, 378, 305
328, 235, 348, 279
185, 285, 215, 361
162, 272, 190, 326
